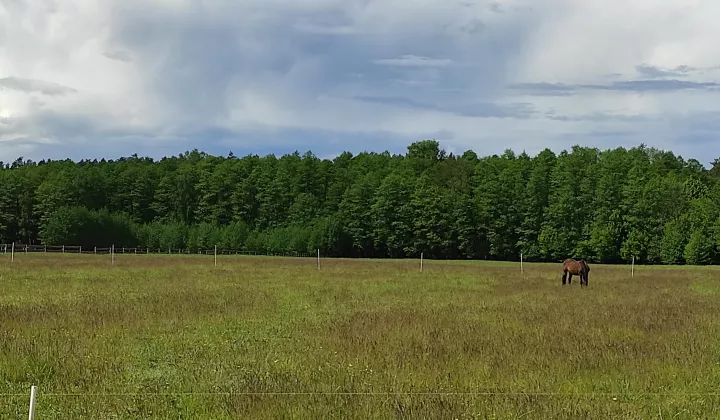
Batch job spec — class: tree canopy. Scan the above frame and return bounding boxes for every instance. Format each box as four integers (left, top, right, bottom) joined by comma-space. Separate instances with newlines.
2, 141, 720, 264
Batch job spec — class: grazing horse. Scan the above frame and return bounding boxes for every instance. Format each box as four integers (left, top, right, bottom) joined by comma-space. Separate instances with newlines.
562, 258, 590, 287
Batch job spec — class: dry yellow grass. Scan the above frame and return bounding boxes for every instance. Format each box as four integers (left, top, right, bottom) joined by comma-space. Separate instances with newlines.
2, 253, 720, 418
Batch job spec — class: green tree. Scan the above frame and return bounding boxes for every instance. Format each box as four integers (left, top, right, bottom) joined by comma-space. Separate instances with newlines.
338, 174, 379, 257
660, 218, 689, 265
684, 228, 714, 265
0, 141, 716, 264
539, 147, 598, 260
371, 172, 415, 258
518, 149, 555, 261
409, 176, 453, 258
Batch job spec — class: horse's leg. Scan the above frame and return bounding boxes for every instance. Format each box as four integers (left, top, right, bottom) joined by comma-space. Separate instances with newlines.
562, 270, 567, 285
568, 273, 573, 284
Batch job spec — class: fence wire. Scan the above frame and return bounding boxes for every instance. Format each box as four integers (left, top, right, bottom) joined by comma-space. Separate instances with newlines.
0, 244, 312, 258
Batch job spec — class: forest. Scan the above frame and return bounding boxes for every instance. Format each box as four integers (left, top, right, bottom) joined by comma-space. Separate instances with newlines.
2, 140, 720, 264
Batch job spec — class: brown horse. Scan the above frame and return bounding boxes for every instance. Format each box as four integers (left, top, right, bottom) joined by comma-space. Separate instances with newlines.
562, 258, 590, 287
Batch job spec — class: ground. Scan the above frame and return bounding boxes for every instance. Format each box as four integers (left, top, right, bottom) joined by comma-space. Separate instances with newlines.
1, 254, 720, 419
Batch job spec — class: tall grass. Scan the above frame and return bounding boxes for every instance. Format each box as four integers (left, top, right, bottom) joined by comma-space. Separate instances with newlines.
1, 254, 720, 418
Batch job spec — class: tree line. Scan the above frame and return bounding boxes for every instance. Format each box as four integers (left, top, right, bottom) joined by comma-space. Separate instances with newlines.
2, 140, 720, 264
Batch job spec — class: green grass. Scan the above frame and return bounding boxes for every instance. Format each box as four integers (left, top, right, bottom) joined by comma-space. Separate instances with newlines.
2, 254, 720, 418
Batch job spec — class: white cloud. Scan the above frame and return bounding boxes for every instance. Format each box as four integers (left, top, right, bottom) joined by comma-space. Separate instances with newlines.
1, 0, 720, 164
513, 0, 716, 82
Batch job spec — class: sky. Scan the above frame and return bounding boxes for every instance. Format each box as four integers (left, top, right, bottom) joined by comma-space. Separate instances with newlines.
1, 0, 720, 166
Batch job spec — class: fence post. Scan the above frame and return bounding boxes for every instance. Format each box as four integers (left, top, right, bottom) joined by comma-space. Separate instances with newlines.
11, 242, 14, 262
420, 252, 423, 272
28, 385, 36, 420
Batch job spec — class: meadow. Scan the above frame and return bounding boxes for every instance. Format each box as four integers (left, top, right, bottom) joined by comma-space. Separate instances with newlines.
2, 254, 720, 419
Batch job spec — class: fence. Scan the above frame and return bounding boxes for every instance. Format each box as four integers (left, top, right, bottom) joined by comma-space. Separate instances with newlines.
0, 243, 313, 258
2, 244, 642, 278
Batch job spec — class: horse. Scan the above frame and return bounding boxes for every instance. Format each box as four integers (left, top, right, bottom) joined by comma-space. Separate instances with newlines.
562, 258, 590, 287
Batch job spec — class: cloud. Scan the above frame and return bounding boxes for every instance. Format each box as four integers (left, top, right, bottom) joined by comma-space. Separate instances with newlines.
353, 95, 535, 118
508, 80, 719, 96
591, 80, 719, 92
0, 77, 77, 96
635, 64, 696, 79
103, 50, 133, 62
373, 55, 455, 67
489, 2, 505, 13
1, 0, 720, 167
545, 112, 650, 122
507, 82, 576, 96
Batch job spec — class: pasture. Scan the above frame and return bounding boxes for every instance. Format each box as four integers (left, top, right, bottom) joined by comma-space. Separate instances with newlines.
2, 254, 720, 418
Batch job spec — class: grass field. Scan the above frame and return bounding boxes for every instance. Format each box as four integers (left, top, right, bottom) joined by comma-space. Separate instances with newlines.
2, 254, 720, 419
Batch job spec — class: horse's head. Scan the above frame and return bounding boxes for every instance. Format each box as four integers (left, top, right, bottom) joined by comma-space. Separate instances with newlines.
579, 260, 590, 285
